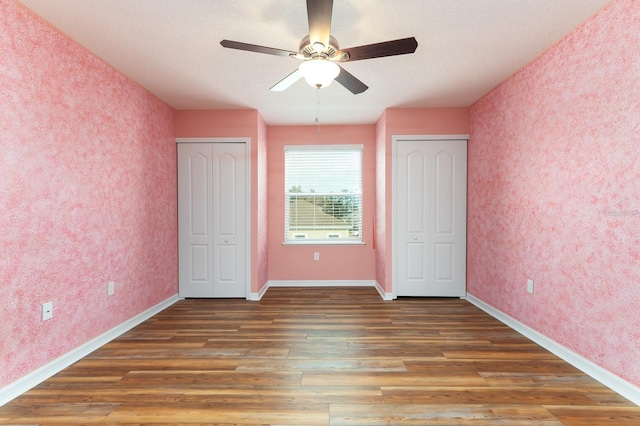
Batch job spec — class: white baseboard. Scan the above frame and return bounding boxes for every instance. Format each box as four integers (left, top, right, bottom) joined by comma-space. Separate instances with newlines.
466, 293, 640, 406
0, 294, 180, 407
268, 279, 376, 288
375, 281, 394, 300
250, 281, 391, 301
248, 282, 269, 301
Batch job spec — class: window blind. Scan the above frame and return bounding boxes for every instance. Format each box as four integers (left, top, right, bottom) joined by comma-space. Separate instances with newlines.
284, 145, 363, 243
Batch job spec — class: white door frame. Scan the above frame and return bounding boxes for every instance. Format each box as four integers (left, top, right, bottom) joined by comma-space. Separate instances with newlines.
175, 137, 251, 299
391, 134, 469, 299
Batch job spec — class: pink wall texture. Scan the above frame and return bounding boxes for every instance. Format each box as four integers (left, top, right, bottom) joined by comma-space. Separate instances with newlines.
468, 0, 640, 387
266, 125, 377, 281
174, 109, 269, 294
374, 112, 388, 290
375, 108, 470, 293
1, 0, 177, 388
256, 116, 269, 292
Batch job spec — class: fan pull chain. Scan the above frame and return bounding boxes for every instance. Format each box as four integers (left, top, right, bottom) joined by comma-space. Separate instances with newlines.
315, 85, 320, 134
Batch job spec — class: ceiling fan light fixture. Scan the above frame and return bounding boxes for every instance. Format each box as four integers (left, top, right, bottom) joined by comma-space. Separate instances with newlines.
298, 59, 340, 88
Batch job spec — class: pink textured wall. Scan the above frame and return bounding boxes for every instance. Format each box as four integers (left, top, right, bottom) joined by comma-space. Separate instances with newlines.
267, 125, 377, 281
376, 108, 470, 292
174, 109, 260, 140
1, 0, 177, 388
468, 0, 640, 386
374, 112, 387, 289
174, 110, 266, 293
256, 115, 269, 291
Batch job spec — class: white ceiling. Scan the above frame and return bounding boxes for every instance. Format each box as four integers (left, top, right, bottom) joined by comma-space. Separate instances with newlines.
18, 0, 610, 126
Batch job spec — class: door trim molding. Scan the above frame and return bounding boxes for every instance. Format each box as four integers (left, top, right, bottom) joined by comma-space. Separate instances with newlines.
393, 134, 469, 142
176, 137, 249, 144
175, 137, 251, 299
391, 135, 469, 299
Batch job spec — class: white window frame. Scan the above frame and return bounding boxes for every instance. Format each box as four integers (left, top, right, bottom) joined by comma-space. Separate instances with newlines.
284, 144, 364, 245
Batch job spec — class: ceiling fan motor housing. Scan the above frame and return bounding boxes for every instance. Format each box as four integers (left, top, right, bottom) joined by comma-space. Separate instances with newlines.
299, 35, 344, 60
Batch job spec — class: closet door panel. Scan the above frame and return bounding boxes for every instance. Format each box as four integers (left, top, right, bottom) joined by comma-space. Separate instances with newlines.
211, 143, 247, 298
395, 138, 467, 297
178, 144, 214, 297
178, 142, 247, 298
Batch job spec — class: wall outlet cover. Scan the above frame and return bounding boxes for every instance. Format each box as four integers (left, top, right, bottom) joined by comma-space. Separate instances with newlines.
42, 301, 53, 321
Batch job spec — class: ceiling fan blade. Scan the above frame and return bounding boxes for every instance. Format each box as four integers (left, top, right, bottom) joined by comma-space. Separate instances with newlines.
270, 69, 303, 91
338, 37, 418, 62
335, 65, 368, 94
220, 40, 297, 58
307, 0, 333, 49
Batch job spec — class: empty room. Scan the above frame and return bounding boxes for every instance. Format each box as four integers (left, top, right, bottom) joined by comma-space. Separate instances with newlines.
1, 0, 639, 424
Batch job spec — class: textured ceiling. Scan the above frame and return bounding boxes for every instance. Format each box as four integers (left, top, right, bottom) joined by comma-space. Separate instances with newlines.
18, 0, 611, 125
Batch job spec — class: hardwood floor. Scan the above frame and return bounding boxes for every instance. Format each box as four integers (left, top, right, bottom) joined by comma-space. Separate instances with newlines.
1, 287, 638, 425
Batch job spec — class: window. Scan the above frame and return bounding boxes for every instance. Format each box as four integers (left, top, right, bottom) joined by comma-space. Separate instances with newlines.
284, 145, 363, 244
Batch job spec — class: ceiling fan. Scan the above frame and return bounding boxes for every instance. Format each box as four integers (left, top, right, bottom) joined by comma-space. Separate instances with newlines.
220, 0, 418, 94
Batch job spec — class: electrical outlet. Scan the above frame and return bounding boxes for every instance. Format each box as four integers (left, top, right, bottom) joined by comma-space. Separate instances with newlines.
108, 281, 115, 296
314, 252, 319, 261
527, 279, 534, 294
42, 301, 53, 321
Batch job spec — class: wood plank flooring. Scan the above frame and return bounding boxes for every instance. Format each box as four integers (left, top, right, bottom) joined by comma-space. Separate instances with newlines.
1, 287, 638, 425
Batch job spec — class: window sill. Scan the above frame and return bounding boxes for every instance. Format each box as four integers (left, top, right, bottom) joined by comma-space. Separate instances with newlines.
282, 241, 366, 246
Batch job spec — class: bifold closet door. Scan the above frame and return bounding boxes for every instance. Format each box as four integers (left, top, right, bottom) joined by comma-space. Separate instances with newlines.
178, 143, 247, 298
395, 138, 467, 297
